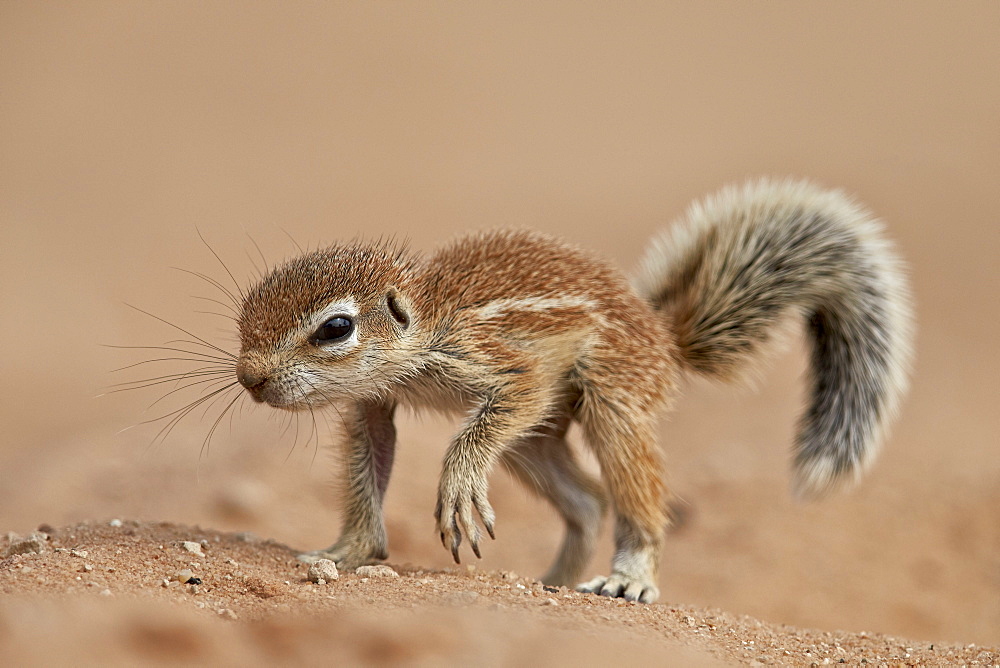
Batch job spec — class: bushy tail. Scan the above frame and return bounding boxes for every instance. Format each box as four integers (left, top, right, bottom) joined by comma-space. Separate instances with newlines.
634, 178, 913, 497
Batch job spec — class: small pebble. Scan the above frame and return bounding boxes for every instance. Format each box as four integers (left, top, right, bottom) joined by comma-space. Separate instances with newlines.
355, 565, 398, 578
307, 559, 340, 584
181, 541, 204, 557
5, 535, 47, 557
109, 519, 123, 528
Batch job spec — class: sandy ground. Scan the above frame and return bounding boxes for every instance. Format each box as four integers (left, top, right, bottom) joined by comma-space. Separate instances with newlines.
2, 522, 997, 666
2, 2, 1000, 665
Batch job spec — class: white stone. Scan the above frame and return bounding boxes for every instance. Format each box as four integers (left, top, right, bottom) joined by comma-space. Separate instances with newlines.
355, 565, 398, 578
307, 559, 340, 583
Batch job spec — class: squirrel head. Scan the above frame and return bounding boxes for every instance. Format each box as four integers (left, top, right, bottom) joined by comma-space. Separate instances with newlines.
235, 240, 418, 409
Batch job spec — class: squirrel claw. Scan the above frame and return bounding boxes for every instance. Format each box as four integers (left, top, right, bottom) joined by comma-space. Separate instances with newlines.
437, 476, 494, 563
473, 495, 496, 540
577, 573, 660, 604
442, 522, 462, 563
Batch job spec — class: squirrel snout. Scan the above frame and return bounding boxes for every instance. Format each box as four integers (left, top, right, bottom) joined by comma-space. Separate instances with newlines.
236, 364, 267, 401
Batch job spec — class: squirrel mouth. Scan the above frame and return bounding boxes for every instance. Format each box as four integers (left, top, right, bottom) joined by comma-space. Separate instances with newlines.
259, 394, 303, 411
260, 391, 317, 412
238, 384, 296, 410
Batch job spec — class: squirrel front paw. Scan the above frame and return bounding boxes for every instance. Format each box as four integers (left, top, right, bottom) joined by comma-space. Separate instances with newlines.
434, 472, 496, 563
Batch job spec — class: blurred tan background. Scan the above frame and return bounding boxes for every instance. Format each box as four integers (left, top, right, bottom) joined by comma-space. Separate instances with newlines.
2, 0, 998, 647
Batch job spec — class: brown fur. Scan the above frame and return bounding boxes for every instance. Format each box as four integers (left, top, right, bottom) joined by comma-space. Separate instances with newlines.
234, 179, 912, 603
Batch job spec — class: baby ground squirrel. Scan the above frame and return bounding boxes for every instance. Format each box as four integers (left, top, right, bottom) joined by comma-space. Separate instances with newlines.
234, 178, 912, 603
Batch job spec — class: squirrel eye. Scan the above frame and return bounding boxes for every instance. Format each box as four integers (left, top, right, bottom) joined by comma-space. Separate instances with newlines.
311, 316, 354, 344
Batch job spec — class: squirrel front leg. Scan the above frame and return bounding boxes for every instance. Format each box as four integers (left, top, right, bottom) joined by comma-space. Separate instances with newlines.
435, 386, 549, 563
300, 400, 396, 568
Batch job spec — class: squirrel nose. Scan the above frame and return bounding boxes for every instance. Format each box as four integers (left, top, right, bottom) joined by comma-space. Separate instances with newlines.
236, 365, 267, 394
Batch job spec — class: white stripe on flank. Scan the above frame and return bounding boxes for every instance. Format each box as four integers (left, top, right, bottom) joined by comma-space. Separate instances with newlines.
473, 296, 594, 321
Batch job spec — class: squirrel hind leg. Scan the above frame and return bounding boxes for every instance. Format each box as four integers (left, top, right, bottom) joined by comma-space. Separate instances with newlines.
501, 413, 607, 588
574, 397, 669, 604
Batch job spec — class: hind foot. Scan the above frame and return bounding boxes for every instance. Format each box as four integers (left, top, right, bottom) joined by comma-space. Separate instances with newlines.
296, 534, 386, 570
577, 572, 660, 604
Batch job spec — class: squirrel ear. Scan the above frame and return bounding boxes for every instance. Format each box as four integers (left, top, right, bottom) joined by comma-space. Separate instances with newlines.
385, 288, 411, 329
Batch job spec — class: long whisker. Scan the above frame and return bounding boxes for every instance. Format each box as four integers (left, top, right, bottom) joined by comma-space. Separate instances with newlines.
227, 392, 246, 436
245, 230, 270, 275
110, 356, 233, 373
278, 226, 305, 254
107, 369, 233, 393
299, 374, 347, 425
500, 447, 548, 494
284, 409, 303, 463
200, 390, 245, 459
143, 382, 240, 453
192, 294, 239, 316
162, 338, 239, 359
308, 405, 322, 469
197, 228, 245, 303
136, 381, 240, 428
147, 376, 236, 410
194, 309, 237, 322
122, 303, 237, 360
174, 267, 241, 310
105, 343, 235, 365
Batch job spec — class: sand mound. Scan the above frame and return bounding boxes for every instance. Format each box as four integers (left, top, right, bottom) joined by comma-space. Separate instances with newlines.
2, 521, 995, 666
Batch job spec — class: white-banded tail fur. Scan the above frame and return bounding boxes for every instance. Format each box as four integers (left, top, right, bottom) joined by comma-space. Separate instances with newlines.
634, 178, 913, 497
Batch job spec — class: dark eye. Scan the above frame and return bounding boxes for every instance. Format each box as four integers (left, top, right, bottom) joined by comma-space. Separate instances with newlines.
311, 316, 354, 344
